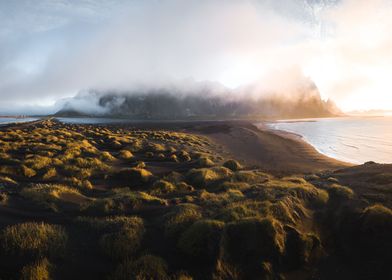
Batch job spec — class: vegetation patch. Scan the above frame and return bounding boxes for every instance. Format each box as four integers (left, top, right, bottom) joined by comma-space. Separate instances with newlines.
1, 222, 67, 258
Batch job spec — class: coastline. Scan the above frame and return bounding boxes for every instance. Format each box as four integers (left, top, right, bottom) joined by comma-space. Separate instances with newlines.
260, 122, 360, 165
187, 121, 354, 175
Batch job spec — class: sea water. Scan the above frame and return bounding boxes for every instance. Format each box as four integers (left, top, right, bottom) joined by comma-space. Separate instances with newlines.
265, 117, 392, 164
0, 117, 38, 125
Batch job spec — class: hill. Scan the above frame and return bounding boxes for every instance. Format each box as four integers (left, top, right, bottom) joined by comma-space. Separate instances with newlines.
55, 79, 342, 120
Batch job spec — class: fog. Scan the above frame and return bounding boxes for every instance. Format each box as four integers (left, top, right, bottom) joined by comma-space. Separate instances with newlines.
0, 0, 391, 114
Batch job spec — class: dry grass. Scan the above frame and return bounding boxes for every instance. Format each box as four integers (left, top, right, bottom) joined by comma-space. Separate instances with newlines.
21, 184, 85, 211
20, 258, 51, 280
99, 216, 145, 260
1, 222, 67, 258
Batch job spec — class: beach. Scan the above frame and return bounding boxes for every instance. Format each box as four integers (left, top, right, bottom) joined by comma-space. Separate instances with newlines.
192, 121, 353, 174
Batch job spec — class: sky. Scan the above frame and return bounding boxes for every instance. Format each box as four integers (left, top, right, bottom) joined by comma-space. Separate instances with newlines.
0, 0, 391, 114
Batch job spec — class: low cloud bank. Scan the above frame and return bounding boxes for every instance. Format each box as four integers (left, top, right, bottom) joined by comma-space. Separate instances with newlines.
55, 74, 342, 120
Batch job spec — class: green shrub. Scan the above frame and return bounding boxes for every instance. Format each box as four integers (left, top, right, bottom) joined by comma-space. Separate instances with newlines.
1, 222, 67, 258
223, 160, 242, 171
178, 219, 224, 262
20, 258, 51, 280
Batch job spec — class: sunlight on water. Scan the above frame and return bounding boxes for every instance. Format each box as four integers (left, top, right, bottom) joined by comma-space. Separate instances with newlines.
266, 117, 392, 164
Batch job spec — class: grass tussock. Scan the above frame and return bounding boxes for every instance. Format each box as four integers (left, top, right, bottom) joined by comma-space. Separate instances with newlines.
1, 222, 67, 258
178, 219, 224, 262
110, 255, 169, 280
223, 159, 242, 171
114, 168, 153, 186
21, 184, 85, 211
186, 167, 233, 188
118, 149, 134, 160
165, 204, 203, 238
99, 216, 145, 260
151, 180, 176, 195
221, 217, 285, 266
20, 258, 51, 280
84, 188, 167, 214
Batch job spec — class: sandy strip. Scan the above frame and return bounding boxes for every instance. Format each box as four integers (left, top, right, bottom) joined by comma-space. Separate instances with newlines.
194, 121, 354, 175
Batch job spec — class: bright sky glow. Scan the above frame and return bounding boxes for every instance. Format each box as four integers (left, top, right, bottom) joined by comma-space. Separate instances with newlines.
0, 0, 391, 113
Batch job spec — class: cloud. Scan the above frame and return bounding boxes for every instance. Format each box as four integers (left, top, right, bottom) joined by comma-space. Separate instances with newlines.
0, 0, 391, 113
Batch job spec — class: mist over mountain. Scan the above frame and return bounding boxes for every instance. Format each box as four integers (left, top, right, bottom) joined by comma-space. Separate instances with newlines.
55, 77, 342, 120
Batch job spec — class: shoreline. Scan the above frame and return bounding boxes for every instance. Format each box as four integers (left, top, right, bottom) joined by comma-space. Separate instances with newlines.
260, 123, 360, 165
186, 121, 354, 175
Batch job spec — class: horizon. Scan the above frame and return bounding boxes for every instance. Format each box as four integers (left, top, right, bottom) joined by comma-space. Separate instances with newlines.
1, 0, 392, 114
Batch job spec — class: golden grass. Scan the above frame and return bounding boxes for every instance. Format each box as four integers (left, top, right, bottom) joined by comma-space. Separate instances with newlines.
118, 149, 134, 160
150, 180, 176, 195
165, 204, 202, 238
0, 175, 18, 185
99, 216, 145, 259
223, 159, 242, 171
21, 184, 84, 210
110, 255, 169, 280
1, 222, 67, 258
24, 156, 52, 170
186, 167, 233, 188
178, 219, 224, 261
20, 258, 51, 280
22, 165, 37, 178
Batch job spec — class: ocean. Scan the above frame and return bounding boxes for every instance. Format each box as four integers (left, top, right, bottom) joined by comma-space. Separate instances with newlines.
0, 117, 38, 125
265, 117, 392, 164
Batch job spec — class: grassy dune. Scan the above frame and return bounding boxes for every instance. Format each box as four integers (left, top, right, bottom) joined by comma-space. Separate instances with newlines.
0, 119, 390, 279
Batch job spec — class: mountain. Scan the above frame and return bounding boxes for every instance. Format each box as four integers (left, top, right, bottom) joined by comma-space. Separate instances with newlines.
55, 79, 343, 120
